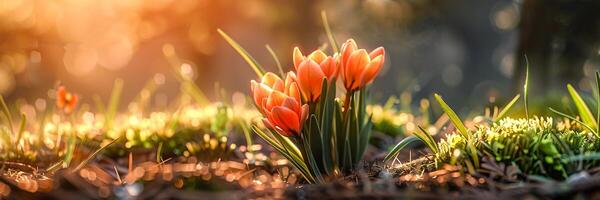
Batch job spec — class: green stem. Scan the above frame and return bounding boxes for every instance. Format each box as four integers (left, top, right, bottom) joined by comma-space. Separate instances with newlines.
343, 90, 355, 121
343, 90, 354, 114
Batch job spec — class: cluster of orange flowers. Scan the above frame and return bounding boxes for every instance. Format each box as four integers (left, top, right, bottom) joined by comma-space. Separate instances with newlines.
55, 86, 79, 114
250, 39, 385, 137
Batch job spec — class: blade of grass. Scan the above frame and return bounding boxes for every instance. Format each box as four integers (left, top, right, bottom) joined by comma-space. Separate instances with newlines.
238, 120, 253, 152
0, 95, 14, 135
72, 137, 121, 173
383, 96, 397, 110
549, 107, 597, 136
383, 136, 419, 163
567, 84, 598, 131
105, 79, 123, 130
63, 135, 77, 167
596, 71, 600, 134
317, 43, 328, 52
15, 113, 26, 144
321, 10, 339, 53
524, 56, 530, 119
562, 152, 600, 162
217, 29, 265, 77
495, 94, 520, 122
434, 94, 468, 138
114, 165, 123, 185
92, 95, 106, 114
156, 142, 163, 163
265, 44, 285, 77
182, 82, 209, 105
46, 161, 64, 172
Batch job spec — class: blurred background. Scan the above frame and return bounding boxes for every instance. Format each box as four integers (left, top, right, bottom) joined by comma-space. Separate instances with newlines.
0, 0, 599, 112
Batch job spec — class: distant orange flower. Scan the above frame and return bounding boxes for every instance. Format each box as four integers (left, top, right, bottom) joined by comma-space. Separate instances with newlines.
293, 48, 338, 101
339, 39, 385, 91
251, 72, 307, 137
56, 86, 78, 114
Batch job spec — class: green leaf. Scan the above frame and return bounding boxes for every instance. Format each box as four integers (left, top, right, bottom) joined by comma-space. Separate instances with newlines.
341, 105, 354, 171
303, 116, 325, 182
434, 94, 468, 138
354, 88, 368, 163
321, 10, 339, 53
416, 125, 439, 154
275, 133, 316, 182
307, 115, 324, 168
343, 138, 352, 171
252, 125, 283, 150
383, 136, 420, 163
316, 79, 335, 175
495, 94, 520, 122
253, 125, 315, 183
333, 100, 343, 168
567, 84, 598, 131
217, 29, 265, 77
466, 142, 479, 168
357, 117, 372, 162
351, 100, 362, 166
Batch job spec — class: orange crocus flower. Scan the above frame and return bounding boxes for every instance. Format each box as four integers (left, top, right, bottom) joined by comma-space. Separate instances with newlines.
339, 39, 385, 91
293, 47, 338, 102
251, 72, 307, 137
56, 86, 79, 114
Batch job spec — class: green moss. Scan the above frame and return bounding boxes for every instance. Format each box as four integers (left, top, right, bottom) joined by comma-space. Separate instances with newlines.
434, 117, 599, 179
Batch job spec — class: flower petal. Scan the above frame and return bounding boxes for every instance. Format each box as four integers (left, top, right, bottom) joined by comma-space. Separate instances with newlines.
261, 72, 282, 88
299, 104, 309, 131
308, 50, 327, 64
297, 59, 325, 101
272, 79, 284, 92
284, 72, 297, 88
320, 57, 337, 80
360, 55, 384, 86
266, 90, 287, 111
286, 82, 302, 103
369, 47, 385, 60
340, 39, 357, 67
56, 86, 67, 108
253, 82, 272, 111
281, 97, 301, 114
272, 106, 301, 135
345, 49, 370, 90
293, 47, 304, 70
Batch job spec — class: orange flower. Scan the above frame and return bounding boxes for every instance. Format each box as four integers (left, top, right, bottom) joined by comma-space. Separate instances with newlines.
251, 72, 307, 137
339, 39, 385, 91
56, 86, 78, 114
293, 47, 338, 101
